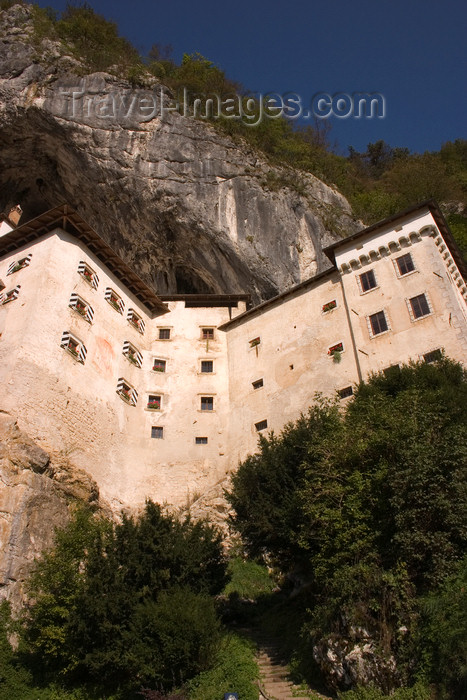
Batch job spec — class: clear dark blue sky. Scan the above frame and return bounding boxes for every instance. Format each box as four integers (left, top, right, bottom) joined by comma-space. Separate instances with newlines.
37, 0, 467, 155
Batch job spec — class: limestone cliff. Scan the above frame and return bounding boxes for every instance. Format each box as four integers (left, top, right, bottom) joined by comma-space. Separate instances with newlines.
0, 3, 359, 303
0, 410, 100, 609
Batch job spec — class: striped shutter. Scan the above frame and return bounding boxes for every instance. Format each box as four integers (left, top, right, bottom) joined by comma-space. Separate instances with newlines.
78, 344, 87, 364
60, 331, 71, 349
105, 288, 124, 313
117, 378, 138, 405
122, 341, 143, 368
60, 331, 86, 364
78, 261, 99, 289
69, 293, 94, 323
7, 253, 32, 275
2, 285, 21, 303
128, 309, 145, 334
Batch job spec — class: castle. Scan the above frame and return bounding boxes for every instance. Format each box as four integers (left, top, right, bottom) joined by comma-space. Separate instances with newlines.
1, 200, 466, 510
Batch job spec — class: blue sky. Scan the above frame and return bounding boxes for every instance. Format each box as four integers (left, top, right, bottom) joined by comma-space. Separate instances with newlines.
36, 0, 467, 155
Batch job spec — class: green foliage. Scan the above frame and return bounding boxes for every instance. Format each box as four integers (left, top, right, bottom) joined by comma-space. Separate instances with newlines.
227, 359, 467, 693
223, 557, 277, 599
418, 556, 467, 697
187, 633, 259, 700
21, 501, 227, 695
337, 681, 431, 699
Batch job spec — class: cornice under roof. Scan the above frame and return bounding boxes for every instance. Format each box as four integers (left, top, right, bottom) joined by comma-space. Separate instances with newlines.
0, 204, 169, 316
323, 200, 467, 281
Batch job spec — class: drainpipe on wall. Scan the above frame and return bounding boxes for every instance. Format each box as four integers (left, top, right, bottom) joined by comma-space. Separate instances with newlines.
339, 273, 363, 384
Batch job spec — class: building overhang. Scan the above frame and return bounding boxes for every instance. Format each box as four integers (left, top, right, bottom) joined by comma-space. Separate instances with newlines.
0, 204, 169, 316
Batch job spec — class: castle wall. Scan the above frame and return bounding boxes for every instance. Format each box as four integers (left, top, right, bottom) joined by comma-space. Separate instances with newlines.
1, 205, 466, 512
0, 230, 245, 509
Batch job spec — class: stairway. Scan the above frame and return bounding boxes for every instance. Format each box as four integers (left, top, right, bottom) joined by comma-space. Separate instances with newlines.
253, 633, 331, 700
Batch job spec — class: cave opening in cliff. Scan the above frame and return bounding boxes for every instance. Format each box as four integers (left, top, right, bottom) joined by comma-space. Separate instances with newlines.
175, 267, 215, 294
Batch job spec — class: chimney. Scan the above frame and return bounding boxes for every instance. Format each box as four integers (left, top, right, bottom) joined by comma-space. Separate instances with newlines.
6, 205, 22, 227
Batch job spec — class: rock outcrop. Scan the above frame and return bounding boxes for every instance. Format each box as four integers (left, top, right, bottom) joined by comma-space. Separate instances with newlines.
0, 4, 359, 303
0, 410, 100, 609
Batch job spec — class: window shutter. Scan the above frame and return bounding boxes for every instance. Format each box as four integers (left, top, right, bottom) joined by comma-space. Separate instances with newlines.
86, 304, 94, 323
60, 331, 71, 349
130, 387, 138, 405
78, 344, 87, 364
78, 261, 99, 289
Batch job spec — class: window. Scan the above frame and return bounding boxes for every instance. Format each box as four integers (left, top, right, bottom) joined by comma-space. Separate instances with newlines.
369, 310, 389, 336
395, 253, 415, 276
322, 299, 337, 313
328, 341, 344, 357
158, 328, 171, 340
105, 288, 124, 314
116, 378, 138, 405
195, 437, 208, 444
249, 336, 261, 348
123, 341, 143, 368
200, 396, 214, 411
255, 419, 268, 431
78, 261, 99, 289
201, 360, 213, 373
69, 293, 94, 323
201, 328, 215, 340
1, 285, 20, 304
153, 359, 166, 373
7, 254, 32, 275
408, 293, 431, 320
151, 426, 163, 439
383, 364, 400, 378
127, 308, 145, 334
358, 269, 377, 293
147, 394, 161, 410
338, 386, 353, 399
60, 331, 87, 364
252, 378, 263, 390
423, 348, 442, 364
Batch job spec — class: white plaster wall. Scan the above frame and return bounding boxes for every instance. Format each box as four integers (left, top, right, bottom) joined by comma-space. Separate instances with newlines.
336, 218, 467, 376
0, 231, 245, 509
224, 272, 360, 467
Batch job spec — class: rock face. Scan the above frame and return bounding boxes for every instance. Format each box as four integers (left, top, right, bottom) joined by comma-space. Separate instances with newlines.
0, 4, 359, 303
0, 410, 100, 610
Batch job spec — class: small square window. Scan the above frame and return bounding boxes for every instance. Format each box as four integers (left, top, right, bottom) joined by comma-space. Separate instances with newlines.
201, 328, 215, 340
249, 337, 261, 348
359, 269, 377, 293
201, 360, 213, 373
69, 293, 93, 323
151, 426, 163, 439
127, 308, 145, 334
195, 437, 208, 444
147, 395, 161, 410
322, 300, 337, 313
409, 294, 430, 319
395, 253, 415, 276
7, 254, 32, 275
153, 359, 166, 373
116, 378, 138, 406
423, 349, 442, 364
201, 396, 214, 411
338, 386, 353, 399
105, 288, 124, 314
252, 378, 263, 390
328, 342, 344, 357
123, 341, 143, 368
60, 331, 87, 364
383, 364, 400, 377
2, 285, 20, 304
159, 328, 171, 340
78, 261, 99, 289
369, 310, 389, 336
255, 419, 268, 432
